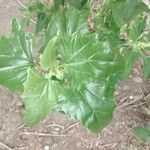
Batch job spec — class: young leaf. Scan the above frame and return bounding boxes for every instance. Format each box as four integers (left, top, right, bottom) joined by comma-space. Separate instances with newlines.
57, 80, 116, 133
40, 37, 58, 69
0, 19, 34, 92
40, 7, 89, 53
22, 68, 63, 125
133, 126, 150, 144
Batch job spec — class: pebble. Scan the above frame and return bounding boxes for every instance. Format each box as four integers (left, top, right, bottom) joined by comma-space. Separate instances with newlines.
44, 145, 49, 150
129, 96, 134, 100
16, 101, 23, 107
54, 128, 60, 131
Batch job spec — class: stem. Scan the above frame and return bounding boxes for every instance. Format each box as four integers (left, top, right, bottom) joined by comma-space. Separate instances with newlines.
0, 141, 13, 150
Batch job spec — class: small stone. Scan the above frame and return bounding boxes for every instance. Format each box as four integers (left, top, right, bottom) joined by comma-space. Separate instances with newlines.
54, 128, 60, 131
44, 145, 49, 150
70, 130, 74, 133
16, 101, 23, 107
129, 96, 134, 100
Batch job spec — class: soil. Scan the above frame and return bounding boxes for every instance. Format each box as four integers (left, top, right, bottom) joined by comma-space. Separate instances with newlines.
0, 0, 150, 150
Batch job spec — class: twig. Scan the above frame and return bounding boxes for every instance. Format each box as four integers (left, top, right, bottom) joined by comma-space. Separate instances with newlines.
139, 87, 145, 97
102, 142, 118, 148
17, 0, 27, 9
116, 89, 129, 99
119, 96, 129, 104
17, 146, 28, 150
17, 0, 36, 24
123, 101, 150, 112
62, 122, 79, 133
117, 95, 143, 109
17, 124, 25, 130
143, 93, 150, 101
46, 123, 64, 129
20, 131, 69, 137
0, 141, 13, 150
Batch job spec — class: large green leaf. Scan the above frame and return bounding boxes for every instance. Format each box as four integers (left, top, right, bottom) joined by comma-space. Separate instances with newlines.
0, 19, 34, 92
41, 33, 136, 86
133, 126, 150, 144
57, 80, 116, 133
22, 68, 63, 125
40, 33, 138, 132
40, 7, 89, 53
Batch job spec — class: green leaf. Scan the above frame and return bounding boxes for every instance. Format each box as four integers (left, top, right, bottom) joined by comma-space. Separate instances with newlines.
57, 80, 116, 133
133, 126, 150, 144
0, 19, 34, 92
112, 0, 150, 27
27, 1, 44, 13
42, 33, 137, 85
40, 32, 138, 132
24, 1, 52, 34
95, 0, 149, 32
40, 7, 89, 53
143, 56, 150, 79
35, 11, 51, 34
94, 1, 120, 33
129, 16, 147, 41
52, 0, 65, 12
58, 33, 116, 84
66, 0, 89, 9
40, 37, 58, 69
22, 68, 63, 125
34, 0, 66, 34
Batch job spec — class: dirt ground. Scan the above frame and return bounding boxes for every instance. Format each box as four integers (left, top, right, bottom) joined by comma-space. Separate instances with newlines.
0, 0, 150, 150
